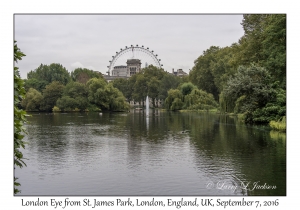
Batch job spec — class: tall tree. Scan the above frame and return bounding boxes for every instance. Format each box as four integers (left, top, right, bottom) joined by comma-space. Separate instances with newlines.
165, 89, 183, 111
86, 78, 129, 111
222, 65, 276, 123
56, 82, 89, 111
21, 88, 43, 111
158, 73, 181, 106
40, 81, 65, 112
71, 68, 103, 83
147, 77, 161, 107
240, 14, 268, 65
239, 14, 286, 87
27, 63, 71, 85
23, 78, 48, 92
112, 78, 132, 102
189, 46, 220, 100
132, 73, 148, 104
261, 14, 286, 87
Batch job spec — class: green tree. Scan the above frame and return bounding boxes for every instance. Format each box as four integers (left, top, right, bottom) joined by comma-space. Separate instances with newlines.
105, 83, 130, 111
184, 89, 218, 110
252, 87, 286, 123
40, 81, 65, 112
71, 68, 103, 83
210, 46, 238, 93
56, 81, 90, 111
27, 63, 71, 85
165, 89, 183, 110
23, 78, 48, 92
131, 65, 168, 106
87, 78, 129, 111
112, 78, 132, 101
142, 65, 165, 80
21, 88, 43, 111
56, 96, 78, 111
240, 14, 268, 65
261, 14, 286, 87
132, 73, 148, 105
14, 41, 27, 194
147, 77, 161, 107
158, 73, 181, 103
239, 14, 286, 87
189, 46, 220, 99
180, 82, 197, 96
222, 65, 276, 123
63, 81, 88, 98
87, 77, 107, 106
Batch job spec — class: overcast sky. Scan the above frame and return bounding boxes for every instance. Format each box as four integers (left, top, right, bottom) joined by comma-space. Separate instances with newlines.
14, 14, 244, 79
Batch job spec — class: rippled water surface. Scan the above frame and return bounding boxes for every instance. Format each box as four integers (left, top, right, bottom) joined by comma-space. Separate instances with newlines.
15, 110, 286, 195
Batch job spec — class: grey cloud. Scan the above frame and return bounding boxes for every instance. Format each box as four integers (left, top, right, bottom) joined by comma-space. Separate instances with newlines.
14, 14, 244, 78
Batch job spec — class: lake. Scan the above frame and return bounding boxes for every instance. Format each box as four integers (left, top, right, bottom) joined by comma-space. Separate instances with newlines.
15, 110, 286, 196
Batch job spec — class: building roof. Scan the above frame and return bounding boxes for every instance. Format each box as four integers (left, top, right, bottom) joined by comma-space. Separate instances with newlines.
126, 59, 141, 64
113, 65, 127, 69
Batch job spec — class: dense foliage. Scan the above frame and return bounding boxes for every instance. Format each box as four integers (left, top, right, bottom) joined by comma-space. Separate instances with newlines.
165, 83, 218, 111
23, 65, 129, 112
87, 78, 129, 111
14, 41, 27, 194
111, 65, 182, 107
71, 68, 103, 83
189, 14, 286, 125
27, 63, 71, 85
221, 65, 279, 123
21, 88, 43, 111
56, 82, 89, 111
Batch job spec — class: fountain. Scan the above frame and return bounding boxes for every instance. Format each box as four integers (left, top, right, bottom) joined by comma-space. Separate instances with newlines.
146, 96, 149, 117
146, 96, 149, 130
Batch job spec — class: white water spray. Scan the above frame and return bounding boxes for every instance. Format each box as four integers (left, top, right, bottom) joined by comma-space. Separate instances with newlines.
146, 96, 149, 117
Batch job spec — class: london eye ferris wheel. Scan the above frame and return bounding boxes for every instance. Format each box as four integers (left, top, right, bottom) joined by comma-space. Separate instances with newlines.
107, 45, 163, 75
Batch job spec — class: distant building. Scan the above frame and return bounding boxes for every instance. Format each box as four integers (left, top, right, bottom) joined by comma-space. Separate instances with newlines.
127, 59, 141, 76
112, 65, 127, 77
104, 59, 142, 82
171, 68, 188, 77
109, 59, 142, 78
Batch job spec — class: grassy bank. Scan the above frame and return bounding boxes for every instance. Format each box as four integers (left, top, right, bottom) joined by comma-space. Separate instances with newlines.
269, 116, 286, 132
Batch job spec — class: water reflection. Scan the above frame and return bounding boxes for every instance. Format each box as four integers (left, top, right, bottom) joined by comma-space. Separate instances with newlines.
15, 111, 286, 196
